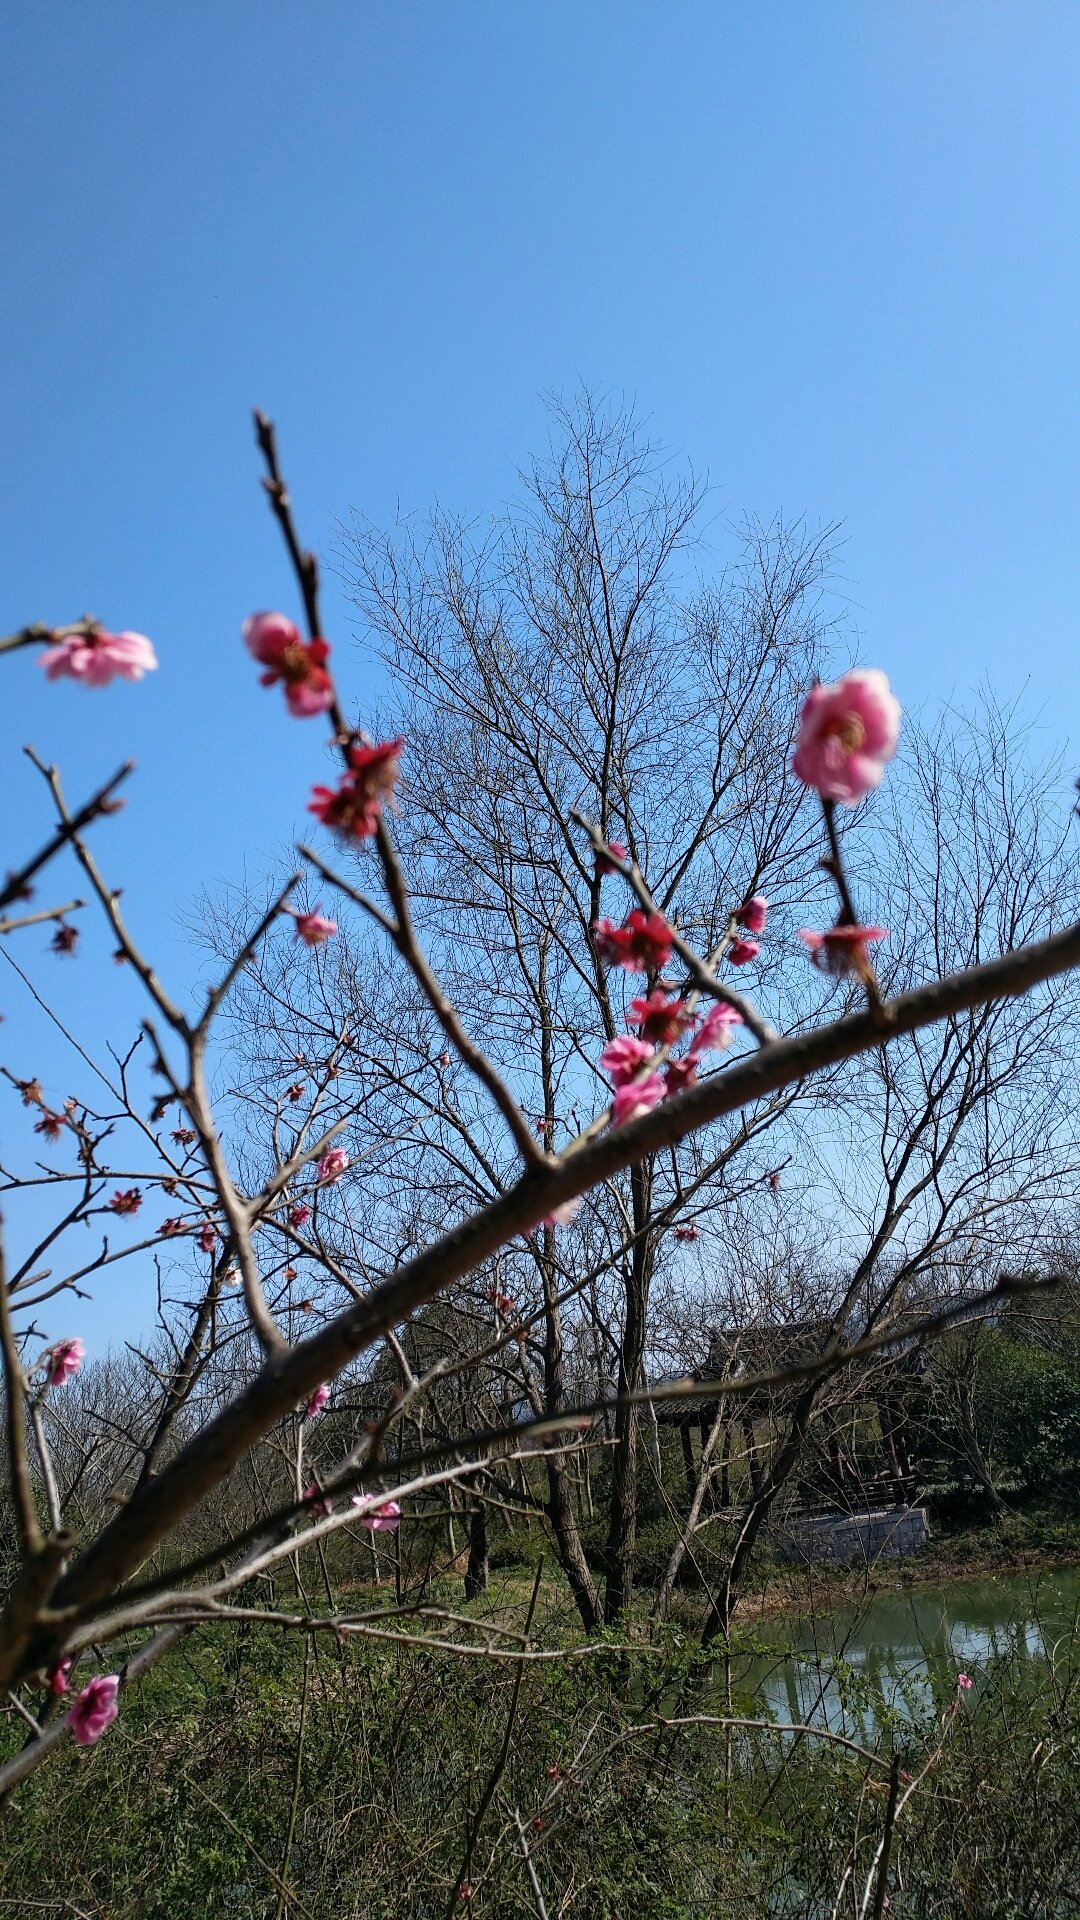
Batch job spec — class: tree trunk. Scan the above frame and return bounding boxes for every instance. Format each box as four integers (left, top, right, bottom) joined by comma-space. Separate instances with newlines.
655, 1405, 726, 1619
680, 1422, 696, 1503
702, 1381, 819, 1645
464, 1505, 489, 1600
741, 1413, 763, 1498
957, 1384, 1005, 1518
537, 1237, 601, 1631
718, 1422, 731, 1509
603, 1163, 653, 1623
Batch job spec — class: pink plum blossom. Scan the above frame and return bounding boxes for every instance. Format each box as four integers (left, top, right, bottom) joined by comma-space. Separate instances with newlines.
288, 1202, 312, 1228
738, 894, 768, 935
792, 668, 900, 804
542, 1196, 582, 1229
727, 938, 759, 966
303, 1482, 333, 1519
595, 840, 628, 875
309, 738, 404, 839
688, 1004, 743, 1056
41, 629, 157, 687
304, 1383, 330, 1420
592, 910, 674, 973
294, 907, 337, 947
799, 924, 887, 977
957, 1671, 973, 1690
197, 1222, 216, 1254
599, 1034, 654, 1086
663, 1057, 697, 1096
243, 612, 333, 718
49, 1656, 73, 1695
353, 1496, 401, 1531
47, 1338, 85, 1387
627, 990, 693, 1047
67, 1674, 119, 1746
610, 1073, 667, 1128
315, 1147, 349, 1185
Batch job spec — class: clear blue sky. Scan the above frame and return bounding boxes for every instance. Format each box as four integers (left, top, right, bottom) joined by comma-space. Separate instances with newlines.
3, 3, 1079, 1345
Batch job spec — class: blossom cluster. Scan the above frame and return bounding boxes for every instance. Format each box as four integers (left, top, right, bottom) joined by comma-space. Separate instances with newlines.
599, 993, 744, 1128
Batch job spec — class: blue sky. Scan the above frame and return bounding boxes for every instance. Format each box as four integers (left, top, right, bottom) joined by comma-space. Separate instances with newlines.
3, 3, 1079, 1345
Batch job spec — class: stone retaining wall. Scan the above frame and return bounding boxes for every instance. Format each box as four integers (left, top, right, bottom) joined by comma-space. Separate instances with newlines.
771, 1505, 929, 1567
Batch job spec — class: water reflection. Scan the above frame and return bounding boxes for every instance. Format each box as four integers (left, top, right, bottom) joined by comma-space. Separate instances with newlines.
736, 1565, 1080, 1742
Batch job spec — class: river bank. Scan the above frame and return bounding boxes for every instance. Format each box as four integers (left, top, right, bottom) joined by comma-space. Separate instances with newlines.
730, 1502, 1080, 1627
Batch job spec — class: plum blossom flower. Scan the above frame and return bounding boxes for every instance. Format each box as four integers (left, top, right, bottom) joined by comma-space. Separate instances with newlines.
108, 1188, 141, 1215
727, 937, 759, 966
294, 907, 337, 947
353, 1496, 401, 1531
287, 1081, 306, 1102
688, 1003, 743, 1056
792, 668, 900, 804
288, 1202, 312, 1228
315, 1147, 349, 1185
67, 1674, 119, 1746
47, 1338, 85, 1387
242, 612, 333, 718
303, 1482, 333, 1519
34, 1110, 66, 1140
599, 1034, 654, 1086
799, 924, 887, 977
674, 1224, 700, 1242
308, 738, 404, 840
49, 1656, 73, 1695
663, 1057, 697, 1096
956, 1671, 973, 1690
610, 1073, 666, 1128
738, 894, 768, 935
486, 1285, 516, 1315
42, 629, 157, 687
627, 990, 693, 1048
171, 1127, 196, 1145
595, 840, 628, 875
196, 1223, 216, 1254
305, 1383, 330, 1420
543, 1196, 582, 1229
159, 1217, 185, 1236
593, 910, 674, 974
52, 924, 79, 956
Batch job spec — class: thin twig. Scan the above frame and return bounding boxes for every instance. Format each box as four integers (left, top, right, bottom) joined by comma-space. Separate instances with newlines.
1, 760, 132, 915
0, 900, 85, 937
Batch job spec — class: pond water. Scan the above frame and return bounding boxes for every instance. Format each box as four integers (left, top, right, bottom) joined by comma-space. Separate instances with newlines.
736, 1563, 1080, 1742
